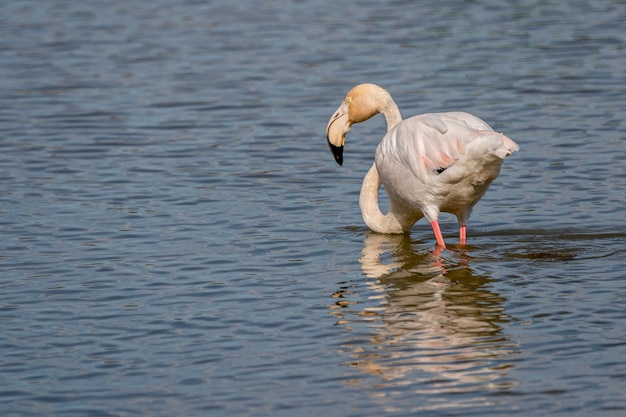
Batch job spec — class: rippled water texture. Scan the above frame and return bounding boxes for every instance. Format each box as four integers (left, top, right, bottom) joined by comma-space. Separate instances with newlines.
1, 1, 625, 416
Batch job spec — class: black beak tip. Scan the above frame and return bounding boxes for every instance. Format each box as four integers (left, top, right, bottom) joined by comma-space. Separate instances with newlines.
327, 142, 343, 166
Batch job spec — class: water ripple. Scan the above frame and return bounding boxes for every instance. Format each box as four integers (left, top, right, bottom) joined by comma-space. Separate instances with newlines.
1, 0, 626, 416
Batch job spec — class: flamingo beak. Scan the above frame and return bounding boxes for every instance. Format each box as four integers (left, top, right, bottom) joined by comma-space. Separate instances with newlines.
326, 102, 350, 166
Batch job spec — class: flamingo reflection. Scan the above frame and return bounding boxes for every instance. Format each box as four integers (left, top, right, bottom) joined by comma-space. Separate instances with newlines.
330, 233, 518, 396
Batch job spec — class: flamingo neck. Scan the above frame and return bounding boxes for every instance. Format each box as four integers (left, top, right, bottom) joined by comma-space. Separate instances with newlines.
356, 86, 406, 234
359, 164, 405, 234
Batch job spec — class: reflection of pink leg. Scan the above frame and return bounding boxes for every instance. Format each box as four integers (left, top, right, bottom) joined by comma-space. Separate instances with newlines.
430, 220, 446, 248
432, 245, 445, 257
459, 225, 466, 245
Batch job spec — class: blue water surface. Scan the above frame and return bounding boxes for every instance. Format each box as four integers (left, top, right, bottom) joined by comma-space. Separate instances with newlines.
1, 1, 625, 416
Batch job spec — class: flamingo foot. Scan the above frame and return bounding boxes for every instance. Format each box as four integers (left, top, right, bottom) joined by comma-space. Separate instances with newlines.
459, 225, 467, 246
430, 220, 446, 249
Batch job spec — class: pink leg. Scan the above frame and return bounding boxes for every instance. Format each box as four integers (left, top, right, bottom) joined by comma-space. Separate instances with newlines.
430, 220, 446, 248
459, 225, 466, 245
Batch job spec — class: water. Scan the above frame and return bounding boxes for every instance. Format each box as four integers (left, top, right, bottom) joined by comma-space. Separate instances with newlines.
1, 0, 625, 416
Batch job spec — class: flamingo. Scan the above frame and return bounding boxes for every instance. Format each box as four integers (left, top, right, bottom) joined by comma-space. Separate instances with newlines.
326, 83, 519, 248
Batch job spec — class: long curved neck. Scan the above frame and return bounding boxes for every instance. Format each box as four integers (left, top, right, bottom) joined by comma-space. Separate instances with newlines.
357, 92, 405, 234
359, 163, 405, 234
353, 85, 406, 234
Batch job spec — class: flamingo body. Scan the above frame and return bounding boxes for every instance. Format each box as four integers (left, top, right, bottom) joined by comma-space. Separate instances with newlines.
326, 83, 519, 248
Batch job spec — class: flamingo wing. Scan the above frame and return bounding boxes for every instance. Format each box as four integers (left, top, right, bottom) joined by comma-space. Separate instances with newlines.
376, 112, 494, 181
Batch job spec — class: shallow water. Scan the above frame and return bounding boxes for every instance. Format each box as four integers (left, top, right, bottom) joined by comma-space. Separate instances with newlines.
1, 1, 625, 416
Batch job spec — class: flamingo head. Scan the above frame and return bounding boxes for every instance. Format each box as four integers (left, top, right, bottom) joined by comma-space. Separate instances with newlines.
325, 84, 388, 166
